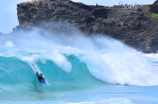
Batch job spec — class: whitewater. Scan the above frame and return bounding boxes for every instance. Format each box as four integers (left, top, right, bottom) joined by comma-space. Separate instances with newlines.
0, 27, 158, 104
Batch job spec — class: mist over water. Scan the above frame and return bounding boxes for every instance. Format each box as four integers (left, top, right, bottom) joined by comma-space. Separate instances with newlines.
0, 24, 158, 88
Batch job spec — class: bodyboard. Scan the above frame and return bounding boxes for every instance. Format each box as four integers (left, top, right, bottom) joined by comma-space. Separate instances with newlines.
41, 80, 46, 84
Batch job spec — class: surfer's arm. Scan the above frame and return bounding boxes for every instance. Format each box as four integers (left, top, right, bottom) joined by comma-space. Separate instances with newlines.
41, 78, 45, 82
35, 72, 39, 76
32, 64, 36, 69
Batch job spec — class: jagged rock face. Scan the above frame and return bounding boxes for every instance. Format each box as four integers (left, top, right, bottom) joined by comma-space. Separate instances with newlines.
153, 0, 158, 5
17, 0, 158, 53
151, 0, 158, 14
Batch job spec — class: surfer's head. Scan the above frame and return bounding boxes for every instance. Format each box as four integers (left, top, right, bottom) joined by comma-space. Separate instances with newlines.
36, 72, 39, 75
40, 74, 42, 77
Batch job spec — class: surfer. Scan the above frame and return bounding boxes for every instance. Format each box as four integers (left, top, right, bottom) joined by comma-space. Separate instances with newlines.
32, 64, 46, 84
36, 72, 45, 84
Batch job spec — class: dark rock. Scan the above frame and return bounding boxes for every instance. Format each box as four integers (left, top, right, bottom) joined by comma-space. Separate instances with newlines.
153, 0, 158, 5
17, 0, 158, 53
151, 0, 158, 14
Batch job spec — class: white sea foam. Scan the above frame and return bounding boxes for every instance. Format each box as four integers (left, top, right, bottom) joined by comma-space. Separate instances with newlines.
44, 49, 72, 72
0, 26, 158, 86
4, 41, 14, 47
68, 98, 133, 104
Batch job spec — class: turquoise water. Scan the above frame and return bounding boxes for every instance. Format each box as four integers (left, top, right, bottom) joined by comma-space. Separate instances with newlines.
1, 56, 158, 104
0, 30, 158, 104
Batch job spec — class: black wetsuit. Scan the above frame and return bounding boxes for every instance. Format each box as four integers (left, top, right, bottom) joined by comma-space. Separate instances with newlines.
36, 73, 44, 82
38, 76, 44, 82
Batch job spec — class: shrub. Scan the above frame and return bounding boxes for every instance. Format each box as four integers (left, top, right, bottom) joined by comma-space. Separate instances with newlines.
141, 7, 152, 16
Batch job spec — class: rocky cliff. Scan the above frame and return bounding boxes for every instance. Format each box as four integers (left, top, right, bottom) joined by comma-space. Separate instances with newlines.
16, 0, 158, 53
151, 0, 158, 14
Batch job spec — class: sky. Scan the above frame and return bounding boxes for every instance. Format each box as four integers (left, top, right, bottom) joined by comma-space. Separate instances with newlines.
0, 0, 156, 34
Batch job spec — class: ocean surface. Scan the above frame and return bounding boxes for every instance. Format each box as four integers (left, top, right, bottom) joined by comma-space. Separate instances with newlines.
0, 29, 158, 104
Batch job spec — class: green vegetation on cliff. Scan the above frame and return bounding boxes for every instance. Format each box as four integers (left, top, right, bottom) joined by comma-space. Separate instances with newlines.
151, 13, 158, 19
141, 7, 158, 19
